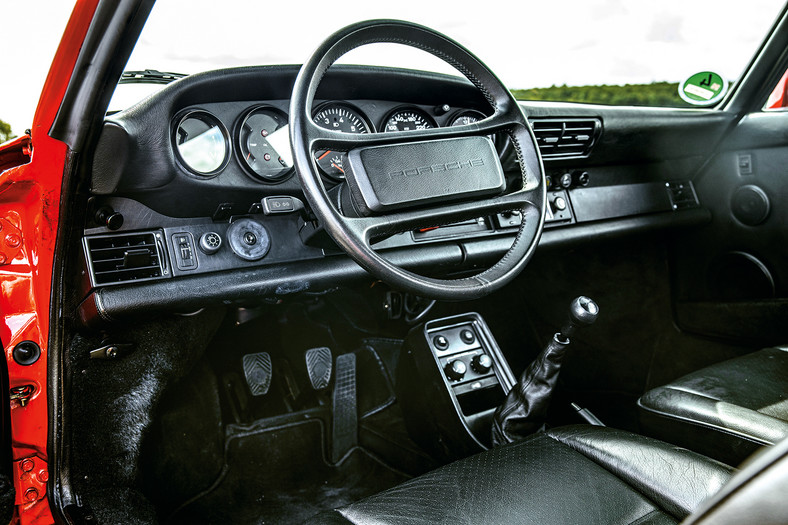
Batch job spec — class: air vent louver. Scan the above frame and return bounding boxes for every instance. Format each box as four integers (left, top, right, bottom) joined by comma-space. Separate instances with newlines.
530, 118, 601, 159
84, 231, 167, 286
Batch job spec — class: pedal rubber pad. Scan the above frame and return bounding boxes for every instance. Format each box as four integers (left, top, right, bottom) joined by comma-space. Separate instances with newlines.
305, 347, 333, 390
331, 352, 358, 463
242, 352, 272, 396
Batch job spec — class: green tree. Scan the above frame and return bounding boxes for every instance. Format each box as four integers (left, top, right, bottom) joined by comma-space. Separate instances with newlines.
511, 82, 691, 108
0, 119, 16, 143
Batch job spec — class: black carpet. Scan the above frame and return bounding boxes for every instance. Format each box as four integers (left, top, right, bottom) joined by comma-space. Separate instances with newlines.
170, 417, 408, 524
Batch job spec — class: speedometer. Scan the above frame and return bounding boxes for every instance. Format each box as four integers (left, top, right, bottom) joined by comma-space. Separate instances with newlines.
312, 103, 372, 181
383, 108, 435, 132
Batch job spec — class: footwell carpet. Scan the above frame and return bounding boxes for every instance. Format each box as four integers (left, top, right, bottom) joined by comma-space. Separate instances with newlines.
171, 417, 408, 524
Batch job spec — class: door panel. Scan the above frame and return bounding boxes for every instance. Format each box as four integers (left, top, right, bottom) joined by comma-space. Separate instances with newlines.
671, 111, 788, 345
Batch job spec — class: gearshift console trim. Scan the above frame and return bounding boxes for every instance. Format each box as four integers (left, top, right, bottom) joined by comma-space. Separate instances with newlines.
397, 312, 516, 459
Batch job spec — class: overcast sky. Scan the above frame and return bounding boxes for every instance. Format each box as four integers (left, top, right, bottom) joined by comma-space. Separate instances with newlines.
1, 0, 785, 137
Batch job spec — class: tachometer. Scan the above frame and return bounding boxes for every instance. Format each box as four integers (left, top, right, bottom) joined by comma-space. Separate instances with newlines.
312, 103, 372, 181
383, 108, 435, 132
238, 106, 292, 181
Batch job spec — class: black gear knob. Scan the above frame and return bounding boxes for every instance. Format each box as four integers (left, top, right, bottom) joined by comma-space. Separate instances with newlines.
560, 296, 599, 340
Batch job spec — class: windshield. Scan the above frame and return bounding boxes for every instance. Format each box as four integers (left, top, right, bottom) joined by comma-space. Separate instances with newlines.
116, 0, 785, 110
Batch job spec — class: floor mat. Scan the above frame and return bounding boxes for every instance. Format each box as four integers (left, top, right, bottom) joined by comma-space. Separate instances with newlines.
170, 415, 409, 524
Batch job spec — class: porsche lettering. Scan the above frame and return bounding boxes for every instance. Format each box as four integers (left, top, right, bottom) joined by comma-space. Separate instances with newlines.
387, 158, 485, 179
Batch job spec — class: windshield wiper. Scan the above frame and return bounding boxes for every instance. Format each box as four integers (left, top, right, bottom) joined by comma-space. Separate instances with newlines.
119, 69, 187, 85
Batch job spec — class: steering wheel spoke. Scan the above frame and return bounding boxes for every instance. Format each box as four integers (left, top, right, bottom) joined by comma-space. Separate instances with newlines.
353, 188, 539, 243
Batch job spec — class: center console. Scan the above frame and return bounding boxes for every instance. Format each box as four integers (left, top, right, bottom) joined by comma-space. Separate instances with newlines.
397, 313, 516, 460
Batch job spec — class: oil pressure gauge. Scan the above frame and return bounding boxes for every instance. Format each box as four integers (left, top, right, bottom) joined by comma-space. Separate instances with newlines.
238, 106, 292, 181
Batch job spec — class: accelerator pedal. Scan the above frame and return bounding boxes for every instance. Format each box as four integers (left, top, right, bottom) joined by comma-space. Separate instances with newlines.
331, 352, 358, 463
305, 347, 333, 390
242, 352, 273, 396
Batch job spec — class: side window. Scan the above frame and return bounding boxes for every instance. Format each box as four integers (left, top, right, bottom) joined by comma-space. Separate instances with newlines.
765, 68, 788, 109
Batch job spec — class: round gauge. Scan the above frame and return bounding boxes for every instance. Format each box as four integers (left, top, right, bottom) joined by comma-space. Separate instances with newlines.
383, 108, 435, 132
449, 110, 487, 127
449, 110, 497, 146
312, 103, 372, 180
174, 111, 228, 175
238, 106, 292, 181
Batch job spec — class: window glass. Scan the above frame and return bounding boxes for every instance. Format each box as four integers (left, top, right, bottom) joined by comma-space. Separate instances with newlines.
117, 0, 786, 110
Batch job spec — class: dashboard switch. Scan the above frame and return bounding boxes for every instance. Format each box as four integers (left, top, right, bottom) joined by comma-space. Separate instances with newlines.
433, 335, 449, 350
172, 232, 198, 270
262, 196, 305, 215
559, 172, 573, 189
460, 329, 476, 344
198, 232, 222, 255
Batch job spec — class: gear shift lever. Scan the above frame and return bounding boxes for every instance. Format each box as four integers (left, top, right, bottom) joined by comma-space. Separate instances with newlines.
491, 296, 599, 445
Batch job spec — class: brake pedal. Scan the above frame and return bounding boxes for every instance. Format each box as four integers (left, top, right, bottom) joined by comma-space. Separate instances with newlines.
242, 352, 273, 396
305, 347, 333, 390
331, 352, 358, 463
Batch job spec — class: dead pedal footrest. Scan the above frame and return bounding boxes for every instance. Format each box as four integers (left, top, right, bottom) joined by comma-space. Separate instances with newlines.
331, 352, 358, 463
305, 347, 333, 390
242, 352, 272, 396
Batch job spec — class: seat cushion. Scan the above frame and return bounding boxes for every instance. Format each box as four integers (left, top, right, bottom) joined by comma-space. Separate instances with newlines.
306, 425, 733, 525
638, 347, 788, 466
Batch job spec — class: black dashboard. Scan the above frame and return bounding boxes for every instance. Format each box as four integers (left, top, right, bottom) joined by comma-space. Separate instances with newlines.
79, 65, 726, 324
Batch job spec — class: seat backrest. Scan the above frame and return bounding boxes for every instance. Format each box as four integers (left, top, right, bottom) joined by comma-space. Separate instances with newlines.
682, 435, 788, 524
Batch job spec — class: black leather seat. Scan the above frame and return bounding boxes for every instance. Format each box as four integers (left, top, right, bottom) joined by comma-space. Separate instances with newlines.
638, 347, 788, 465
307, 425, 733, 525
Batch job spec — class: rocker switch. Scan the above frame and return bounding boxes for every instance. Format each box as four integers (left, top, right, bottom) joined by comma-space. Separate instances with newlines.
172, 233, 198, 270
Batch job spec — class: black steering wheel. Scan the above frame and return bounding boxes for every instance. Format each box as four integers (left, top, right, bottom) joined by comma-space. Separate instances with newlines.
290, 20, 546, 301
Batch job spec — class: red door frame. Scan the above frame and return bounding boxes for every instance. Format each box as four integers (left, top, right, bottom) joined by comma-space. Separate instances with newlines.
0, 1, 100, 522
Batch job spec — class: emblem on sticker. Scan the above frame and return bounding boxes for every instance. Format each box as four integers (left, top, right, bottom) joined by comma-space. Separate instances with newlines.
679, 71, 728, 106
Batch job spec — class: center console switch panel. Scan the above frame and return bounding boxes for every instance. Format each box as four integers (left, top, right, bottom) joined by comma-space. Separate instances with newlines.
397, 313, 516, 460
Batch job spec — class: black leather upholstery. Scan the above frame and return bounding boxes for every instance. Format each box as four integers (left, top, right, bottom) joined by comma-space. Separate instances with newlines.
306, 425, 733, 525
684, 432, 788, 525
638, 347, 788, 465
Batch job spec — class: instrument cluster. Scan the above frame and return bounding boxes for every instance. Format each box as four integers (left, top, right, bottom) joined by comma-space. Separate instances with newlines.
173, 100, 492, 184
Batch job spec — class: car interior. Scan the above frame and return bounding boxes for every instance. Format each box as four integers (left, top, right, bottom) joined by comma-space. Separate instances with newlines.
42, 2, 788, 524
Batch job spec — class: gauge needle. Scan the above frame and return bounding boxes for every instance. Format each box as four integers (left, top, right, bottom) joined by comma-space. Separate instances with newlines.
331, 162, 345, 174
317, 150, 332, 160
246, 152, 252, 161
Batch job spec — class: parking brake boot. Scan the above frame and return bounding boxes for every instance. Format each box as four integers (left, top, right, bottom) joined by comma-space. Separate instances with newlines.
492, 296, 599, 445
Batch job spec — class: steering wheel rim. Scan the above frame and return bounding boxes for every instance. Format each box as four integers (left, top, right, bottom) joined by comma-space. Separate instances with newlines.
290, 19, 546, 301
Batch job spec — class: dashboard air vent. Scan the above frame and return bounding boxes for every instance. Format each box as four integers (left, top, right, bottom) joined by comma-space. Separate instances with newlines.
84, 231, 168, 286
529, 118, 601, 159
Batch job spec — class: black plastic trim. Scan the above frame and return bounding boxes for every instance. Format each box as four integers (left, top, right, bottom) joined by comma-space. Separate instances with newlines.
78, 207, 709, 325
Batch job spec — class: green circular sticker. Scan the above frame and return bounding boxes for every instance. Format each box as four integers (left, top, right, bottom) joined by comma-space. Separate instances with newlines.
679, 72, 728, 106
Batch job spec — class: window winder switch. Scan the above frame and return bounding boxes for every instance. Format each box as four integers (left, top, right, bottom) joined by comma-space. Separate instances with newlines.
172, 232, 198, 270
